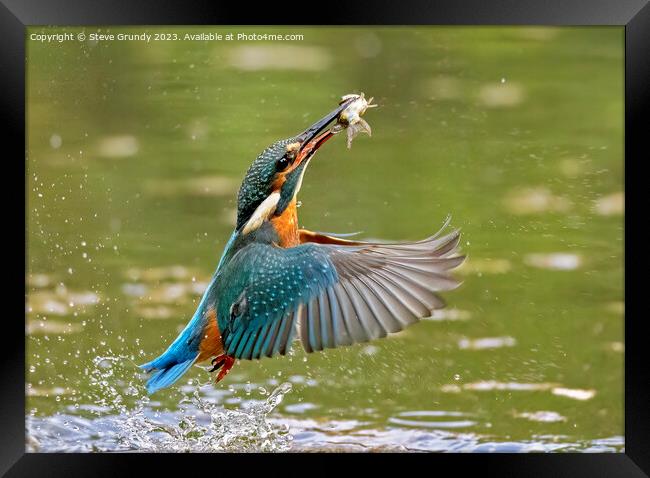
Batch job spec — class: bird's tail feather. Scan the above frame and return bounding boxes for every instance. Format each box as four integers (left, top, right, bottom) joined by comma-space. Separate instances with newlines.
141, 356, 197, 394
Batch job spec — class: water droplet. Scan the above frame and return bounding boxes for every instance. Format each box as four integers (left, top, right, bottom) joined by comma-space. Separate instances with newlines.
49, 134, 62, 149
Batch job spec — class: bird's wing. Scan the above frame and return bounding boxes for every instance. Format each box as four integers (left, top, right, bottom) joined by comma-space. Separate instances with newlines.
218, 225, 464, 360
298, 229, 365, 246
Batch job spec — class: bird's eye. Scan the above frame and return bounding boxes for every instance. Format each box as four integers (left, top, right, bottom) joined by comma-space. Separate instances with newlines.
276, 156, 290, 171
278, 142, 299, 171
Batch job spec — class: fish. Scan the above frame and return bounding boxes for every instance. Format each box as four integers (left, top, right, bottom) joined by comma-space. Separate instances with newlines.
331, 92, 377, 148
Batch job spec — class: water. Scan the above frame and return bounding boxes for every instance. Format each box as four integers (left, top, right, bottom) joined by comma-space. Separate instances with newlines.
26, 26, 623, 452
27, 355, 293, 452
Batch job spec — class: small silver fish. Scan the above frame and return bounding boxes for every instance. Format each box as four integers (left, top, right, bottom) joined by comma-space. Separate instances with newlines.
332, 92, 377, 148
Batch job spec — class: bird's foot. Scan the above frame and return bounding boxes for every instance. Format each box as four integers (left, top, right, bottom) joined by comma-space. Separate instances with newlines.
209, 354, 235, 383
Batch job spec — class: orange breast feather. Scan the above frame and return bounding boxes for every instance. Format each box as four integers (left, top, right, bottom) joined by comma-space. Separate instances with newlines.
270, 199, 300, 247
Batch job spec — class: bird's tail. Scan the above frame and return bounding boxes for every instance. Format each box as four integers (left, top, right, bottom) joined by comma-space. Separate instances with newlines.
140, 354, 198, 394
139, 311, 205, 394
140, 268, 228, 393
139, 272, 221, 394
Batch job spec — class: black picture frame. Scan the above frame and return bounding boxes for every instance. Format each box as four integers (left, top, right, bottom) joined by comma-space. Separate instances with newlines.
5, 0, 648, 475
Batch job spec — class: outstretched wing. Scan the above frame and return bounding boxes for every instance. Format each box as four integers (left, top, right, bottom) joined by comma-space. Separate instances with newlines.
218, 225, 464, 360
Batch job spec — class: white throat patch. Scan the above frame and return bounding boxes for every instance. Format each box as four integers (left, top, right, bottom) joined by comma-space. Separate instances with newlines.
241, 191, 281, 235
293, 157, 311, 200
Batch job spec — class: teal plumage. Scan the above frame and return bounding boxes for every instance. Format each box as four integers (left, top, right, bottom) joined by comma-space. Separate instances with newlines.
216, 227, 338, 359
236, 139, 295, 230
214, 221, 462, 360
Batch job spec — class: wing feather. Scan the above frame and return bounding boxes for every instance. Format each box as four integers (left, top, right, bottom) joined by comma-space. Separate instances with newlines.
262, 317, 282, 358
370, 269, 431, 316
333, 282, 367, 343
252, 321, 272, 359
358, 273, 419, 327
343, 278, 387, 341
219, 223, 464, 359
299, 302, 312, 353
309, 298, 322, 351
326, 286, 351, 346
318, 290, 335, 349
349, 275, 402, 333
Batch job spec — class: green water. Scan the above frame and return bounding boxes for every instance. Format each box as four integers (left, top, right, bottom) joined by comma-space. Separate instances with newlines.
26, 26, 624, 452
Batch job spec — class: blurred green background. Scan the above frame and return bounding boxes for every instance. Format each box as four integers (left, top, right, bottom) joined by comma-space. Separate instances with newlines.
26, 26, 623, 452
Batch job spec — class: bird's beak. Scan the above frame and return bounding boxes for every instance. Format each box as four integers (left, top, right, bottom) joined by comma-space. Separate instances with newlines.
268, 97, 359, 217
292, 97, 356, 165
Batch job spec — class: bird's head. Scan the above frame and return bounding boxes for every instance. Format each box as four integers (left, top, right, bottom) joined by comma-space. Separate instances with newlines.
236, 98, 354, 235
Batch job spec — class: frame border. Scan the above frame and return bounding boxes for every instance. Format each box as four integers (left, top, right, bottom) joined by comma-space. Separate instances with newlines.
6, 0, 648, 475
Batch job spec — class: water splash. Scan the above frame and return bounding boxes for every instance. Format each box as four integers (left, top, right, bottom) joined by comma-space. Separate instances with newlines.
113, 382, 293, 452
28, 354, 294, 452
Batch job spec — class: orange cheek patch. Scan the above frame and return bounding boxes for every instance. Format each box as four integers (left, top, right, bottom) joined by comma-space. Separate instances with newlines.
271, 174, 287, 191
197, 307, 224, 362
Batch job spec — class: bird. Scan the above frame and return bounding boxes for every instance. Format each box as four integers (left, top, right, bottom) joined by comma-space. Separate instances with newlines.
140, 95, 465, 394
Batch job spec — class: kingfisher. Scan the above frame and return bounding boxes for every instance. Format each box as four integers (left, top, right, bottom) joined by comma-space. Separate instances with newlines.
141, 94, 464, 394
